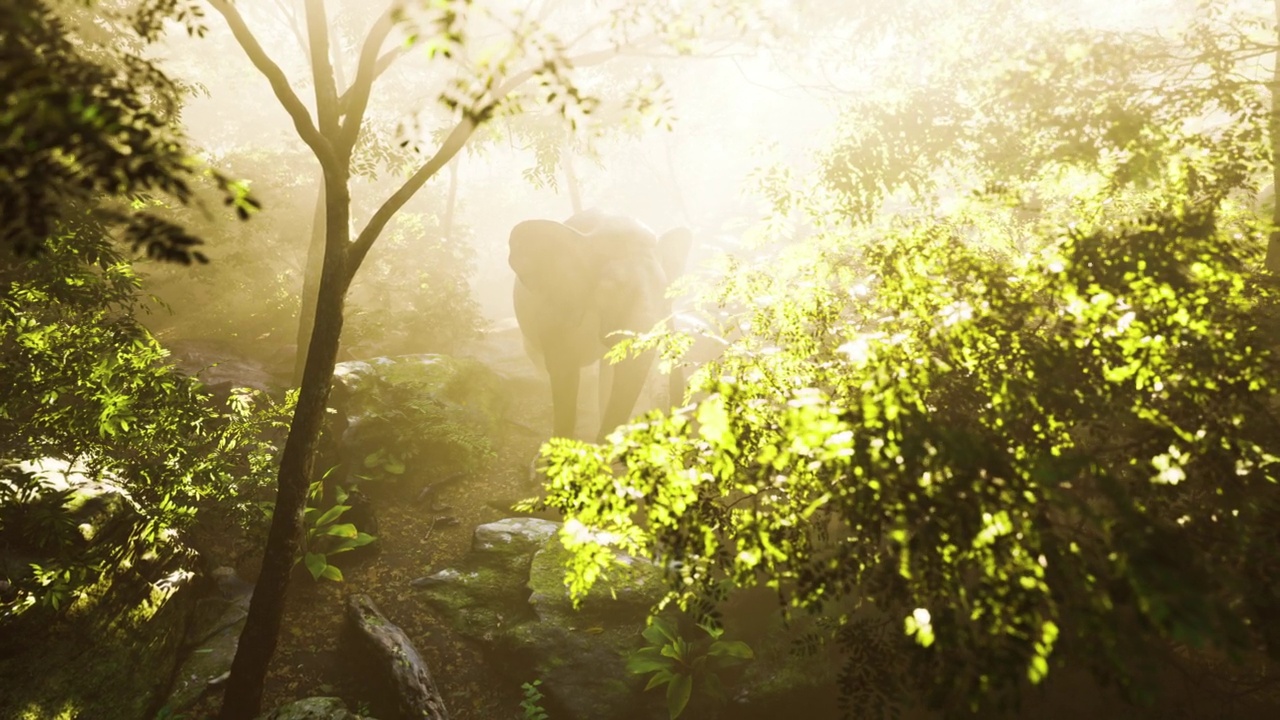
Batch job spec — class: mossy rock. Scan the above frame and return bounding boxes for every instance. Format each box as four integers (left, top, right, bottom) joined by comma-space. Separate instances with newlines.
0, 459, 203, 720
326, 354, 509, 488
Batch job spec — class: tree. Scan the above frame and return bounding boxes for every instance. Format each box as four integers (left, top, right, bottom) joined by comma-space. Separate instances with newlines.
0, 1, 286, 629
206, 0, 753, 715
0, 0, 257, 262
535, 1, 1280, 715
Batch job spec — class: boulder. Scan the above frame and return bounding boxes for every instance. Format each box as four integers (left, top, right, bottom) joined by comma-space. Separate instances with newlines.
343, 594, 447, 720
323, 355, 508, 493
162, 567, 254, 714
416, 519, 667, 720
0, 459, 202, 720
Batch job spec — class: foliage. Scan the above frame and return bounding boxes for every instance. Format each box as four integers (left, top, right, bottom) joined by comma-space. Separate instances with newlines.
626, 613, 753, 719
298, 478, 376, 582
346, 359, 499, 485
0, 230, 292, 617
343, 209, 482, 357
533, 8, 1280, 704
0, 0, 257, 262
541, 184, 1280, 713
143, 148, 482, 357
519, 679, 550, 720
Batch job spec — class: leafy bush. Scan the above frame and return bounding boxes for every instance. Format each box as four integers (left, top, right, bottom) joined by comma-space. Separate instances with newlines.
299, 478, 376, 582
537, 193, 1280, 714
626, 614, 753, 719
1, 231, 292, 617
338, 357, 500, 487
519, 679, 550, 720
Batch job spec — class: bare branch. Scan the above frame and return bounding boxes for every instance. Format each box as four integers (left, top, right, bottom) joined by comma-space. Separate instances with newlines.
338, 47, 405, 112
347, 118, 477, 280
271, 0, 310, 56
337, 3, 400, 155
305, 0, 341, 138
207, 0, 339, 169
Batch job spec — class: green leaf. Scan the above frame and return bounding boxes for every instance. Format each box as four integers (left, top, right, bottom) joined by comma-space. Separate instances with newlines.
643, 615, 679, 646
304, 552, 327, 580
313, 504, 349, 528
666, 672, 693, 719
319, 564, 343, 581
708, 640, 754, 660
627, 647, 673, 675
322, 522, 359, 538
644, 668, 675, 690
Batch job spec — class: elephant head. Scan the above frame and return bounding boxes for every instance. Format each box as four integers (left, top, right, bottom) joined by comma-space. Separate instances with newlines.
510, 210, 692, 440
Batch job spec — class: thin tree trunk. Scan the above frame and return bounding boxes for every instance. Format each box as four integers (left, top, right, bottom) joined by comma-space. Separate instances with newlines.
1269, 0, 1280, 273
207, 2, 628, 714
293, 177, 327, 384
443, 156, 459, 240
219, 172, 352, 719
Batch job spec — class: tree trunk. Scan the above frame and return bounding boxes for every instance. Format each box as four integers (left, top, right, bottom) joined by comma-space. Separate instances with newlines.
443, 156, 459, 240
293, 177, 328, 384
218, 172, 352, 720
1269, 0, 1280, 273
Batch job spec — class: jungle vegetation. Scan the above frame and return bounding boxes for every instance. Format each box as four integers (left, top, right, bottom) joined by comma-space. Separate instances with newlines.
2, 0, 1279, 718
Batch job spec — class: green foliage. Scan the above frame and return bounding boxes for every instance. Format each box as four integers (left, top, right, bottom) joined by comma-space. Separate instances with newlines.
0, 0, 257, 261
1, 231, 292, 618
519, 679, 550, 720
343, 210, 482, 356
626, 614, 754, 719
143, 149, 481, 355
346, 359, 498, 484
299, 479, 376, 583
541, 188, 1280, 712
536, 11, 1280, 700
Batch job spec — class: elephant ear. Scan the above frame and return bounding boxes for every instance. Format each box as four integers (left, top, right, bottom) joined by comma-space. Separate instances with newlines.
509, 219, 593, 316
657, 227, 694, 284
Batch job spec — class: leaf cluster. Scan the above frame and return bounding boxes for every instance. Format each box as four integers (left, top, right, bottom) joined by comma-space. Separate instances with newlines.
626, 613, 754, 719
0, 0, 258, 263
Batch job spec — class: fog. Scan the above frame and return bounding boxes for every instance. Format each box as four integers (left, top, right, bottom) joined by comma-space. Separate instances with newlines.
149, 0, 837, 334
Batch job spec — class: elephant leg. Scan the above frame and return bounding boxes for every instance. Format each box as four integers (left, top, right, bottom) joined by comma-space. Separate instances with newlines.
597, 349, 657, 441
545, 345, 582, 438
598, 357, 614, 428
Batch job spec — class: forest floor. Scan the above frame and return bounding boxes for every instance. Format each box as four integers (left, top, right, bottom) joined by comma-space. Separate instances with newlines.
184, 347, 564, 720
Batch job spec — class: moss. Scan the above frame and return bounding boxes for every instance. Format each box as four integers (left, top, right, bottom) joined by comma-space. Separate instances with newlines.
0, 551, 200, 720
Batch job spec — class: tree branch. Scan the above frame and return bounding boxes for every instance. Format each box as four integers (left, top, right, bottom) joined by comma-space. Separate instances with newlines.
208, 0, 339, 169
305, 0, 341, 138
338, 47, 405, 113
345, 40, 656, 283
346, 118, 476, 281
337, 3, 400, 155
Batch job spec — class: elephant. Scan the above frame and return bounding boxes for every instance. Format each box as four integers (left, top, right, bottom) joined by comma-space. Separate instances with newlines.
509, 209, 693, 440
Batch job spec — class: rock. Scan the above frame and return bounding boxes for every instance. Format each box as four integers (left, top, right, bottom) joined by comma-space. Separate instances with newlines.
254, 696, 374, 720
343, 594, 449, 720
162, 568, 254, 714
417, 518, 667, 720
0, 459, 202, 720
323, 355, 508, 493
472, 517, 559, 555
